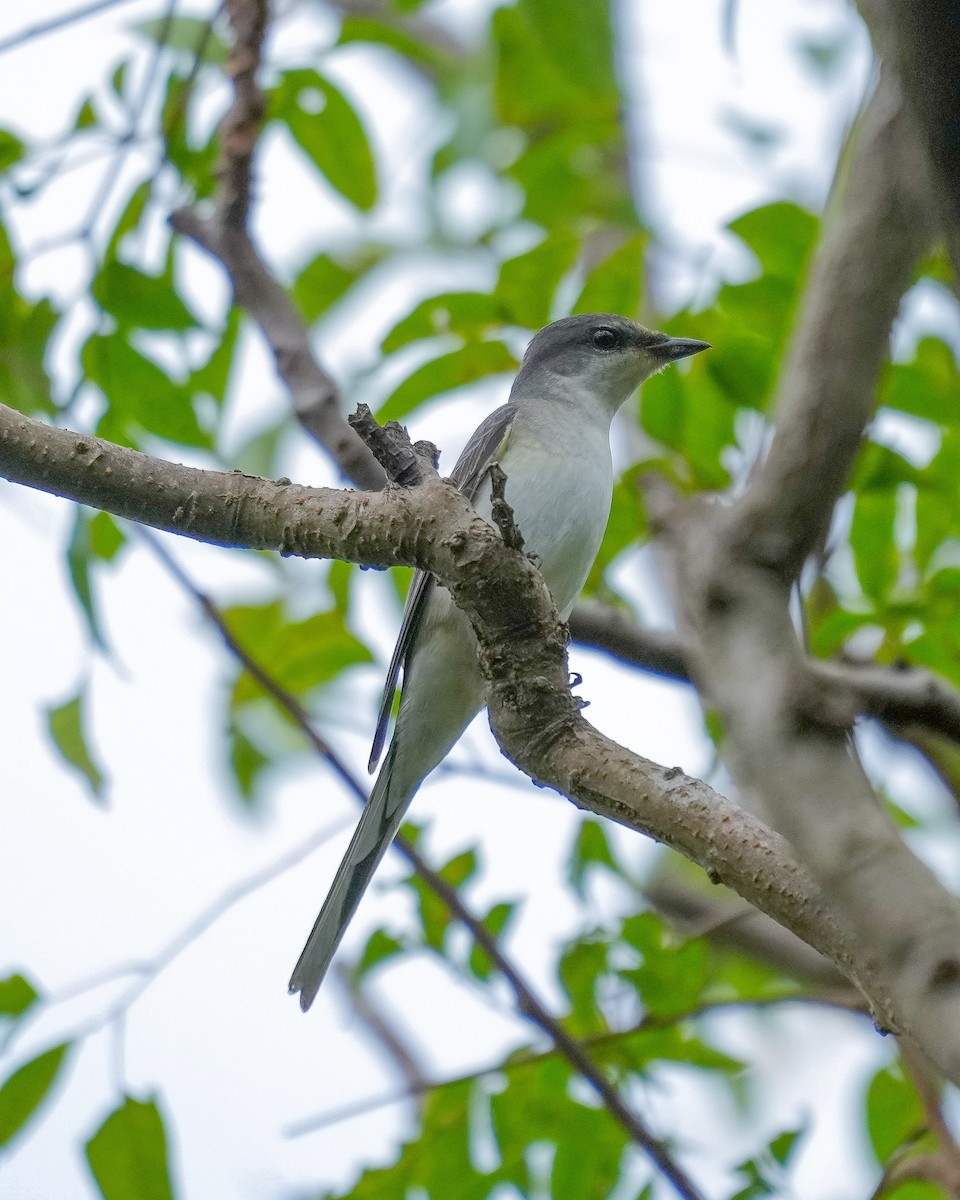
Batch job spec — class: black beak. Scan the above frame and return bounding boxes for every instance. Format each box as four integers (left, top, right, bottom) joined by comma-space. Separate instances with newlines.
649, 336, 711, 362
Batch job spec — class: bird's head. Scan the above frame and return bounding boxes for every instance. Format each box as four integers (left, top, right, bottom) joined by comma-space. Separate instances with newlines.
512, 313, 710, 414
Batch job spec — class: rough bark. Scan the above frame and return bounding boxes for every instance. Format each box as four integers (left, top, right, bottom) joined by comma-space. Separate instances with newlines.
652, 70, 960, 1081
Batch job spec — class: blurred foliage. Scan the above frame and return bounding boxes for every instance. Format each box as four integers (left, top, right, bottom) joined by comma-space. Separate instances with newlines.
85, 1096, 176, 1200
1, 0, 958, 1197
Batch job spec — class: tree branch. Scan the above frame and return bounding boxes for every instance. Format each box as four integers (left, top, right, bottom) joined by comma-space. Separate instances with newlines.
0, 397, 879, 1025
857, 0, 960, 282
169, 0, 385, 490
729, 68, 934, 580
287, 991, 868, 1139
651, 70, 960, 1082
570, 600, 960, 747
141, 524, 704, 1198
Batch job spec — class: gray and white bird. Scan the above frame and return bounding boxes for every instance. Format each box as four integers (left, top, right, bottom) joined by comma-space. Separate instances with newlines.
289, 313, 709, 1010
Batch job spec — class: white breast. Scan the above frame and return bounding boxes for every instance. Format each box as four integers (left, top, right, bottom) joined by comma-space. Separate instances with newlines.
473, 404, 614, 619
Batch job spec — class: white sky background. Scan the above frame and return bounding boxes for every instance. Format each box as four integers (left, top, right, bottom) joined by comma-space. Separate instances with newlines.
0, 0, 941, 1197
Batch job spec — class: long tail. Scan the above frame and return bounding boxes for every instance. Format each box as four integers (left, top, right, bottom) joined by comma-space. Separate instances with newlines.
288, 741, 412, 1011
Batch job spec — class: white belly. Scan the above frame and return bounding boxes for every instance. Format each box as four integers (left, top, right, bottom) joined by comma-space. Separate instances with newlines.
390, 404, 614, 797
473, 419, 613, 618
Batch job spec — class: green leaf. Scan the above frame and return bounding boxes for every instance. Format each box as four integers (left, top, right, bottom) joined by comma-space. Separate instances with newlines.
277, 69, 377, 211
292, 254, 362, 323
92, 262, 197, 332
769, 1128, 802, 1165
494, 8, 587, 126
641, 363, 685, 452
850, 488, 898, 601
509, 124, 634, 228
729, 1162, 775, 1200
135, 15, 226, 63
493, 4, 618, 127
382, 292, 506, 354
75, 97, 98, 131
46, 687, 106, 800
327, 1078, 478, 1198
915, 430, 960, 570
853, 441, 922, 490
327, 559, 354, 615
519, 0, 618, 104
227, 607, 372, 705
106, 182, 152, 260
549, 1102, 629, 1200
876, 1184, 950, 1200
191, 309, 241, 410
0, 1043, 70, 1148
377, 340, 516, 424
640, 366, 733, 489
85, 1095, 176, 1200
808, 606, 876, 658
355, 929, 405, 980
558, 938, 608, 1033
440, 848, 478, 888
67, 507, 107, 648
573, 233, 647, 318
90, 512, 126, 562
338, 15, 449, 72
610, 1025, 743, 1074
881, 337, 960, 426
0, 218, 58, 415
0, 129, 25, 174
84, 332, 211, 449
866, 1063, 924, 1164
618, 913, 708, 1017
159, 77, 218, 200
495, 233, 578, 328
727, 201, 818, 281
406, 849, 479, 951
0, 974, 39, 1019
468, 901, 517, 980
568, 819, 621, 897
228, 726, 270, 803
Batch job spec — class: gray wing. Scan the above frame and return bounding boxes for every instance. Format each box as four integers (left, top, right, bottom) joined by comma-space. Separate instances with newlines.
367, 403, 518, 772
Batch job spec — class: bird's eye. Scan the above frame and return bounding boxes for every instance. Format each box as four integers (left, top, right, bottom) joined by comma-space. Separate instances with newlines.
592, 327, 618, 351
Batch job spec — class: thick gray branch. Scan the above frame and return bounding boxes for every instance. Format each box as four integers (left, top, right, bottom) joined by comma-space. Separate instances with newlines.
857, 0, 960, 281
733, 68, 933, 579
654, 73, 960, 1082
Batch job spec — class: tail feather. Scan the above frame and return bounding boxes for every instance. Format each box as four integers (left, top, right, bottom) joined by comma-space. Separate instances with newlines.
289, 742, 412, 1011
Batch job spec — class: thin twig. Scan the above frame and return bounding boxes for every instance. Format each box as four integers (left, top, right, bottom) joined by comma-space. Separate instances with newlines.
136, 528, 706, 1199
0, 815, 350, 1059
75, 0, 180, 249
134, 525, 367, 801
216, 0, 265, 228
488, 463, 525, 552
0, 0, 137, 55
335, 963, 430, 1109
169, 0, 384, 488
570, 599, 960, 751
286, 990, 868, 1137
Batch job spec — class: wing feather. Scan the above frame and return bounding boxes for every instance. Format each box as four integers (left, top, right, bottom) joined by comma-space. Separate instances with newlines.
367, 404, 517, 772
